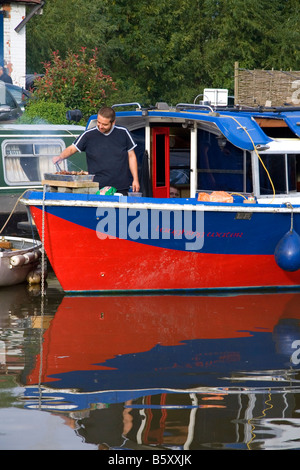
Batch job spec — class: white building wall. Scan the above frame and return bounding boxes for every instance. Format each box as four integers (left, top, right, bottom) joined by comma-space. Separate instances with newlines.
3, 4, 26, 87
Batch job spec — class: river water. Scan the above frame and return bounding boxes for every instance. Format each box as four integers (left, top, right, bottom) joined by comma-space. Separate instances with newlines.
1, 272, 300, 451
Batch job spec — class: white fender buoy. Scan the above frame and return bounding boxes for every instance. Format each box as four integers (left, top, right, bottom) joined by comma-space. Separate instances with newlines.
10, 254, 26, 266
274, 229, 300, 272
23, 252, 36, 264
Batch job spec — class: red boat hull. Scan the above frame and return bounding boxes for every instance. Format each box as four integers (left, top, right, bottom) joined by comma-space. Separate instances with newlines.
30, 206, 300, 293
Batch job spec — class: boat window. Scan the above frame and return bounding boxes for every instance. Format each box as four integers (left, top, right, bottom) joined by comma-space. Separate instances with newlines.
155, 134, 167, 186
2, 139, 66, 185
197, 131, 252, 193
169, 127, 190, 188
259, 154, 297, 195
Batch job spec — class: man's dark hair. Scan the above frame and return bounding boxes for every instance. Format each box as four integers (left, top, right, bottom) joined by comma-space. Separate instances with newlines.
98, 106, 115, 122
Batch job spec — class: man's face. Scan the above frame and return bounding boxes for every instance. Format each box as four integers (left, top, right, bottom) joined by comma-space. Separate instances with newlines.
170, 187, 180, 198
97, 115, 115, 134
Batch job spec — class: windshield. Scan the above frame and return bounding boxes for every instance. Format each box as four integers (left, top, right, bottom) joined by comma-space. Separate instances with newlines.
259, 153, 298, 195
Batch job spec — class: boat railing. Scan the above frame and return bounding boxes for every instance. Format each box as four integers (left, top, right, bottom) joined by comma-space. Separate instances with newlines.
176, 103, 215, 113
112, 102, 143, 110
193, 93, 210, 104
112, 101, 218, 114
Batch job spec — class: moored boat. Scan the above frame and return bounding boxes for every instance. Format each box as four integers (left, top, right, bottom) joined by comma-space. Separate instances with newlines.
0, 236, 43, 286
0, 123, 87, 234
20, 96, 300, 293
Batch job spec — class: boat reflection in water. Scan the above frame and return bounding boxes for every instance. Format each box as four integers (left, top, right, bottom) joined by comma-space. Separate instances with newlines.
22, 292, 300, 450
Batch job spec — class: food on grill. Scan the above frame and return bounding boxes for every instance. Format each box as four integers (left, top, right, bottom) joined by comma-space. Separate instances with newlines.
55, 170, 89, 175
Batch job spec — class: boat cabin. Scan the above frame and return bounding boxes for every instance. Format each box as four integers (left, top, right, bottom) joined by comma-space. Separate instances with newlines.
87, 100, 300, 203
0, 123, 87, 233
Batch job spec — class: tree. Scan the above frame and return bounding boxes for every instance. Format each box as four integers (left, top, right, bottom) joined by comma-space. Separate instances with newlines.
30, 48, 116, 120
26, 0, 300, 106
198, 0, 288, 91
26, 0, 110, 73
266, 0, 300, 70
101, 0, 208, 104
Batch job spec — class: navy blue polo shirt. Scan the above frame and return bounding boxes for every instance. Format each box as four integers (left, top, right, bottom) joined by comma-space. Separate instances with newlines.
74, 125, 137, 191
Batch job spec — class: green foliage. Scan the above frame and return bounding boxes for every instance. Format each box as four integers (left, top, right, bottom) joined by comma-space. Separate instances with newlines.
30, 48, 116, 120
26, 0, 300, 107
26, 0, 109, 74
101, 0, 208, 104
18, 100, 70, 124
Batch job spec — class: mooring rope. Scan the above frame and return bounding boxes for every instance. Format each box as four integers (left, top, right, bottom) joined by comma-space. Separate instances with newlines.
0, 190, 27, 235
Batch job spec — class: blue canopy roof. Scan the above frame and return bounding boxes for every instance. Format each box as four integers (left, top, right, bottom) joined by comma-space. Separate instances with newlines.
87, 107, 300, 151
280, 112, 300, 138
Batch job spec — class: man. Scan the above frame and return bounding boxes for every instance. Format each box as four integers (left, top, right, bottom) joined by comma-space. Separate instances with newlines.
0, 66, 12, 84
170, 185, 180, 198
53, 107, 140, 194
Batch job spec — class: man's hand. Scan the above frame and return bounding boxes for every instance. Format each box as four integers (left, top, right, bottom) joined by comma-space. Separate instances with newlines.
132, 179, 140, 192
128, 150, 140, 192
52, 144, 78, 165
53, 155, 61, 164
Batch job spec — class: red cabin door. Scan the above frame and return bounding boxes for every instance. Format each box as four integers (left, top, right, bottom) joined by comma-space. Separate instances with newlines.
152, 127, 170, 198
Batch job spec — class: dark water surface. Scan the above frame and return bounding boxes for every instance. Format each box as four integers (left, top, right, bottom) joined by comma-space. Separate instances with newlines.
1, 273, 300, 451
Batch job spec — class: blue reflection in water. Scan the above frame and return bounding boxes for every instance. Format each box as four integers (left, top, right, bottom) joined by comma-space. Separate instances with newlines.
21, 293, 300, 450
25, 331, 299, 396
2, 282, 300, 450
